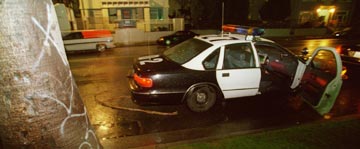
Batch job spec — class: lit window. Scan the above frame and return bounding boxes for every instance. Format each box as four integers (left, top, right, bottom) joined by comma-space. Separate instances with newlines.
150, 8, 163, 19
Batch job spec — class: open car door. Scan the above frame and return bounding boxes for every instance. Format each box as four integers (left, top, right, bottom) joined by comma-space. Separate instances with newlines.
300, 47, 343, 115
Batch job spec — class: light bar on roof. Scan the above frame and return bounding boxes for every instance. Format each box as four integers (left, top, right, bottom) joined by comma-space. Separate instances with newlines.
222, 24, 264, 36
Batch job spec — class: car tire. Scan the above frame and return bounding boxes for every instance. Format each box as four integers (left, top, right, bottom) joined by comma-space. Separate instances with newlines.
97, 44, 106, 52
186, 85, 217, 112
165, 40, 171, 46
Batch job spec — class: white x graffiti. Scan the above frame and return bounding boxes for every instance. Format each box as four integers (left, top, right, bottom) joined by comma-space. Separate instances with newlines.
31, 4, 68, 70
30, 2, 100, 149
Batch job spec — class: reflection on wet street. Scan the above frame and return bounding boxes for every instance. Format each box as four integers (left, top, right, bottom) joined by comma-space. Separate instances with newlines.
67, 39, 360, 147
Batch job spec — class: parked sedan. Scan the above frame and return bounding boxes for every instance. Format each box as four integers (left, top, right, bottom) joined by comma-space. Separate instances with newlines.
332, 27, 360, 39
62, 30, 115, 52
337, 44, 360, 66
157, 30, 199, 46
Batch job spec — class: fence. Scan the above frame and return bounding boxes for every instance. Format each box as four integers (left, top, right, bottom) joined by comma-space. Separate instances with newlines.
74, 17, 184, 32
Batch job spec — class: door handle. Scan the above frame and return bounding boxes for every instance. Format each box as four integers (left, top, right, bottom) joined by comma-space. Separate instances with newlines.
222, 73, 230, 77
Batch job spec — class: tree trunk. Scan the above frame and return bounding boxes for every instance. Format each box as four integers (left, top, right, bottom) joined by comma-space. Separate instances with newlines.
0, 0, 101, 148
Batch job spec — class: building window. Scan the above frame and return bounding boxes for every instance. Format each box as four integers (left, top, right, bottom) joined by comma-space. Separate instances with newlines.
299, 11, 315, 24
150, 8, 163, 19
108, 8, 118, 23
122, 9, 132, 19
136, 8, 144, 19
87, 9, 102, 24
332, 11, 349, 26
109, 8, 143, 23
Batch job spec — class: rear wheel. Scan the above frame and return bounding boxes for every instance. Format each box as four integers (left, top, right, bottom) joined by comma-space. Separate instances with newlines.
97, 44, 106, 52
186, 85, 217, 112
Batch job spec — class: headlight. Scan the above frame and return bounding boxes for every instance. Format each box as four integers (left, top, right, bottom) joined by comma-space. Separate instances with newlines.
159, 38, 164, 41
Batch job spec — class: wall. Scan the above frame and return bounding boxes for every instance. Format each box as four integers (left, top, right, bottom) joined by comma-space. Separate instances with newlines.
114, 28, 173, 45
112, 28, 329, 45
55, 3, 71, 31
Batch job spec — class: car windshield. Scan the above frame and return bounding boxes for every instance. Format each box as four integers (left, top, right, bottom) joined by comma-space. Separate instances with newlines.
163, 38, 212, 64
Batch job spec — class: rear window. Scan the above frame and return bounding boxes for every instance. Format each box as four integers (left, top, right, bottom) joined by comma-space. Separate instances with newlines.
163, 38, 212, 64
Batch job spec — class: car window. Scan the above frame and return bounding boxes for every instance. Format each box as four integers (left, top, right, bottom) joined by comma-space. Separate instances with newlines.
255, 44, 298, 77
310, 50, 337, 77
223, 43, 255, 69
163, 38, 212, 64
62, 32, 83, 40
203, 48, 220, 70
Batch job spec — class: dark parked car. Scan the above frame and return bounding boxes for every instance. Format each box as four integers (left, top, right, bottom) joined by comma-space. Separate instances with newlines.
337, 44, 360, 66
332, 27, 360, 39
157, 30, 199, 46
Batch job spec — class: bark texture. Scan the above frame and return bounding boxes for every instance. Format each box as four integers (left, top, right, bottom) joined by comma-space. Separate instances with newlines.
0, 0, 100, 148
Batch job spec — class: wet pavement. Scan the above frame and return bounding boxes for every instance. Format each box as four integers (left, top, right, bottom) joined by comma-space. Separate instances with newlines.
67, 38, 360, 148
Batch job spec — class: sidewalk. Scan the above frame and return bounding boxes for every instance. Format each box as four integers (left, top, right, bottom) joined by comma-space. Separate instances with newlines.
157, 114, 360, 149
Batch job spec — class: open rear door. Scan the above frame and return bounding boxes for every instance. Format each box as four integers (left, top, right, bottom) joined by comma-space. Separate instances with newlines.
300, 47, 343, 115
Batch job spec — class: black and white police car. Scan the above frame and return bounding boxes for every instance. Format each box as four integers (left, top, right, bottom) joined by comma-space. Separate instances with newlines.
128, 25, 343, 115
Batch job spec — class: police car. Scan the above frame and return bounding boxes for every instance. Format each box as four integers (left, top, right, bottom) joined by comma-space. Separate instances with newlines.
128, 25, 343, 115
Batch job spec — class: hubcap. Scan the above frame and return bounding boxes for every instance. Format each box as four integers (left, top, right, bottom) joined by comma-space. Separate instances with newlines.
196, 92, 207, 104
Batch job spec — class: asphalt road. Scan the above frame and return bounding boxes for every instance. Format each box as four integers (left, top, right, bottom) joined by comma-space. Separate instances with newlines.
67, 38, 360, 148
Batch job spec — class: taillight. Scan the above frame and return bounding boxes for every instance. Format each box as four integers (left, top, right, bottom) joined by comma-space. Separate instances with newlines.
134, 73, 153, 88
335, 45, 342, 54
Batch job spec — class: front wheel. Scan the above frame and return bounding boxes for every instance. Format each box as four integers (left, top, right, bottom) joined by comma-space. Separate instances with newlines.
97, 44, 106, 52
186, 86, 217, 112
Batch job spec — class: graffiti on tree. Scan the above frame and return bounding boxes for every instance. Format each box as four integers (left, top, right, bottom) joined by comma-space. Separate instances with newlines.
30, 2, 99, 149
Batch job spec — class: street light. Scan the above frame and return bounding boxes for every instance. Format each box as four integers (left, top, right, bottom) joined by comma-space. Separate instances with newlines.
330, 8, 335, 13
317, 8, 321, 13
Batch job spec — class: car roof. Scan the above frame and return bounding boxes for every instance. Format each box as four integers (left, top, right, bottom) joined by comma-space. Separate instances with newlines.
195, 33, 274, 46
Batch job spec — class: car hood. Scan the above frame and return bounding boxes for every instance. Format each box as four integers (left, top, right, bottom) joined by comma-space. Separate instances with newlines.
133, 54, 182, 73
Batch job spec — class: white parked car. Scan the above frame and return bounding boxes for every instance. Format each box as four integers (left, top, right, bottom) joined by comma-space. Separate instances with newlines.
62, 30, 115, 52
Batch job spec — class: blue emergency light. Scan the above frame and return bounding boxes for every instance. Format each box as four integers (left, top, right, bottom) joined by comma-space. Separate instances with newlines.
222, 24, 264, 36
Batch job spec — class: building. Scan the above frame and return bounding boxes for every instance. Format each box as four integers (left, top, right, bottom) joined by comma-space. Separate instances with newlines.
55, 3, 78, 31
248, 0, 355, 29
78, 0, 173, 31
291, 0, 355, 29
